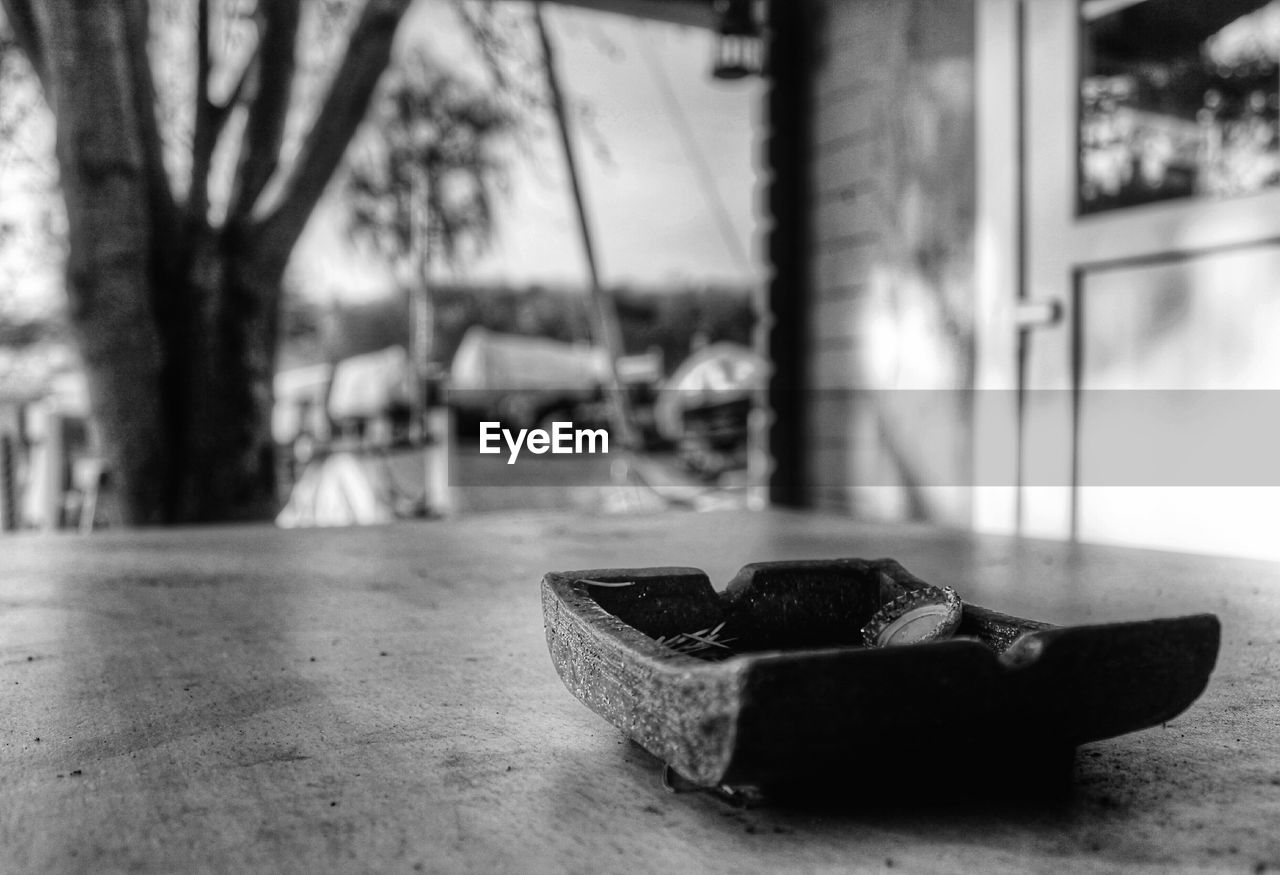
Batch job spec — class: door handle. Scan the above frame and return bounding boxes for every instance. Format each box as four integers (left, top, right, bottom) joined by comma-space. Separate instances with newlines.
1014, 298, 1063, 330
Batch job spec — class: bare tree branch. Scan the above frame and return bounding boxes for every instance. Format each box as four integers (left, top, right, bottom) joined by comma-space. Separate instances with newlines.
0, 0, 45, 86
227, 0, 299, 222
122, 0, 180, 256
197, 0, 211, 91
191, 5, 261, 224
204, 41, 262, 155
252, 0, 411, 273
188, 0, 214, 221
212, 42, 258, 123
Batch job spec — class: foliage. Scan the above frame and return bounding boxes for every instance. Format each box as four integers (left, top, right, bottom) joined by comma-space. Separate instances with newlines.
345, 47, 515, 275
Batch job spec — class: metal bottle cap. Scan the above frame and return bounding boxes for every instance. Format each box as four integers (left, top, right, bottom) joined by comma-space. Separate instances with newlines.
861, 585, 962, 647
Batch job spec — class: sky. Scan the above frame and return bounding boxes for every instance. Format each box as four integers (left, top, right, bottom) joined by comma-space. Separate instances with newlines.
291, 1, 764, 302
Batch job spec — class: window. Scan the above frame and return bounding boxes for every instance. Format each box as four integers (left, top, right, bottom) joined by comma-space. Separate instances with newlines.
1079, 0, 1280, 214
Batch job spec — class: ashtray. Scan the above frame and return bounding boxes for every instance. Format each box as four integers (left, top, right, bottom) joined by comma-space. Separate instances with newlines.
541, 559, 1220, 794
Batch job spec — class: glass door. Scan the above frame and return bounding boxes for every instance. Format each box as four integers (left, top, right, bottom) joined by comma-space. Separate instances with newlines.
979, 0, 1280, 558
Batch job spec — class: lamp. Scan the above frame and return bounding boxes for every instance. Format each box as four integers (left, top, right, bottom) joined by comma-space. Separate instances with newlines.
711, 0, 762, 80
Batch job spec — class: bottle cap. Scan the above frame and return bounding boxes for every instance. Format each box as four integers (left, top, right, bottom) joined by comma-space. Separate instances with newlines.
861, 585, 962, 647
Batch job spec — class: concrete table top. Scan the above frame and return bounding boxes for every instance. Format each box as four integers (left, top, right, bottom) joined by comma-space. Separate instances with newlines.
1, 509, 1277, 873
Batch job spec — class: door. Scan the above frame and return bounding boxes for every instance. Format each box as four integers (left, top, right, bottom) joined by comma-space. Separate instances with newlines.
977, 0, 1280, 558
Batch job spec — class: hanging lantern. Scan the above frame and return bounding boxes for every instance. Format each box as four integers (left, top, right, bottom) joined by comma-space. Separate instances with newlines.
711, 0, 762, 80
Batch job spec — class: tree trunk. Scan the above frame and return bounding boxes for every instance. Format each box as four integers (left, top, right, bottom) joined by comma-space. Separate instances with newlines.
34, 1, 281, 525
44, 0, 172, 525
70, 224, 286, 525
7, 0, 413, 524
153, 229, 284, 524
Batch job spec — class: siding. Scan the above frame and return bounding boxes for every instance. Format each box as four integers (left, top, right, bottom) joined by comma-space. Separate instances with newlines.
800, 0, 978, 523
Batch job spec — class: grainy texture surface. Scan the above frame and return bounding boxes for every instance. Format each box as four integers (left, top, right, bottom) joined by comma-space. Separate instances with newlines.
1, 509, 1278, 873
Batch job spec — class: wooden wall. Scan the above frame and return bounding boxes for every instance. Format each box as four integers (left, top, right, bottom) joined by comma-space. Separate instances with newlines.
768, 0, 978, 524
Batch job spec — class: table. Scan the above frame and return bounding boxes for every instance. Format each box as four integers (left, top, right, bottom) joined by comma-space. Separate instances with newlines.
2, 510, 1277, 873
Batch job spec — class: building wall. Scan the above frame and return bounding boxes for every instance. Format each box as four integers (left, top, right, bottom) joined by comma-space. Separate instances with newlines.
799, 0, 977, 523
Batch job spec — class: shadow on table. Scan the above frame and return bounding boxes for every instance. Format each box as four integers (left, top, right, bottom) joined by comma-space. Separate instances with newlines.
541, 719, 1256, 867
647, 741, 1077, 813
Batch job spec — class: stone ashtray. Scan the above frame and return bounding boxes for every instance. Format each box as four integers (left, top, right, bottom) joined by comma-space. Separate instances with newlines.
541, 559, 1220, 795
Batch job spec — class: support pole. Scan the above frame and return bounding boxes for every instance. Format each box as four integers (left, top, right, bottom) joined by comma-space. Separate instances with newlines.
533, 2, 639, 453
410, 165, 432, 447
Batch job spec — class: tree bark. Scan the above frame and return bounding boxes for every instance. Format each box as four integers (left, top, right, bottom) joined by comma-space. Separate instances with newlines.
153, 232, 283, 523
43, 0, 170, 525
